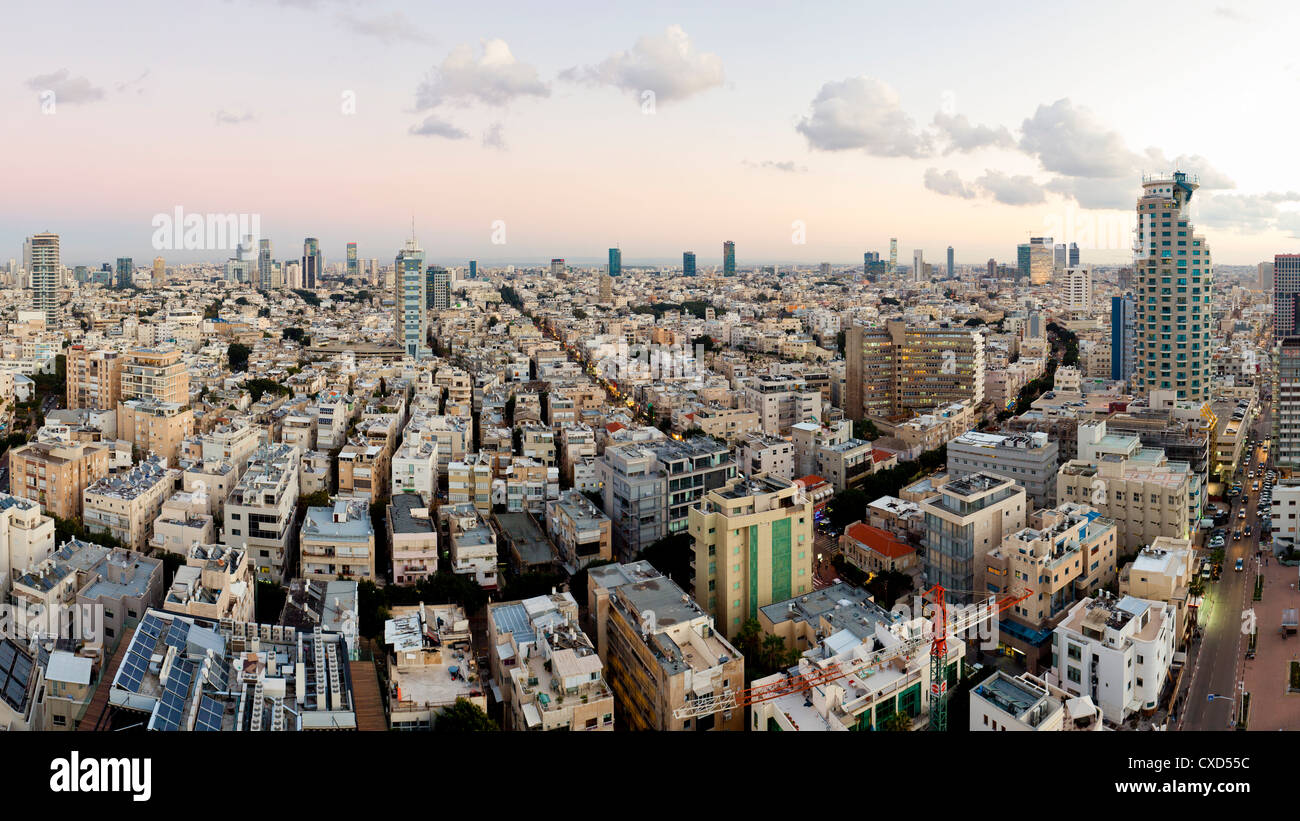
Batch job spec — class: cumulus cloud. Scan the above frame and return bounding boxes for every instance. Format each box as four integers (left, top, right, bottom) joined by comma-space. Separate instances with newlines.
1019, 98, 1144, 178
932, 112, 1014, 154
409, 114, 469, 139
415, 39, 549, 109
340, 12, 434, 44
561, 25, 723, 104
975, 170, 1047, 205
742, 160, 808, 173
25, 69, 105, 105
214, 108, 255, 125
924, 168, 976, 199
1194, 192, 1300, 232
796, 76, 932, 157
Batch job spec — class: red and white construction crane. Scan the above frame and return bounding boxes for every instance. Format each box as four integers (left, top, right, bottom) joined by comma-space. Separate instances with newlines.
671, 583, 1032, 729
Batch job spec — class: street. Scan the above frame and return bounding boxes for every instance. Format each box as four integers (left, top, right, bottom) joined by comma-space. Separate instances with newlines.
1179, 426, 1271, 730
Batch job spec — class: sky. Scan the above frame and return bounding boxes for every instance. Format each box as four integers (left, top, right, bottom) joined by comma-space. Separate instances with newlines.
4, 0, 1300, 267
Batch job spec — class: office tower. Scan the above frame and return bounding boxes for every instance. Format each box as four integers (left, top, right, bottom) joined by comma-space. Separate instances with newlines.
152, 257, 166, 287
1053, 243, 1067, 270
1110, 294, 1137, 383
73, 265, 88, 285
723, 241, 735, 276
22, 238, 32, 275
116, 257, 134, 289
912, 249, 924, 282
919, 473, 1026, 605
284, 260, 301, 290
346, 242, 358, 279
426, 265, 450, 311
1275, 255, 1300, 339
394, 238, 427, 359
302, 237, 321, 290
270, 261, 283, 289
1069, 242, 1080, 267
1132, 172, 1211, 402
1259, 260, 1275, 291
1063, 266, 1092, 311
683, 251, 696, 277
550, 258, 565, 279
987, 258, 996, 278
469, 260, 477, 280
608, 247, 621, 277
844, 320, 986, 419
1017, 243, 1031, 279
257, 239, 272, 290
29, 233, 59, 326
889, 238, 897, 276
947, 246, 954, 278
1027, 237, 1052, 285
819, 262, 831, 277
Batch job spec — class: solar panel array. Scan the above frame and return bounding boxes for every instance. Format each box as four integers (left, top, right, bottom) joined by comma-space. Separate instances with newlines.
138, 613, 165, 642
203, 656, 229, 692
165, 618, 191, 651
194, 695, 224, 732
0, 641, 34, 711
151, 659, 195, 731
117, 639, 152, 694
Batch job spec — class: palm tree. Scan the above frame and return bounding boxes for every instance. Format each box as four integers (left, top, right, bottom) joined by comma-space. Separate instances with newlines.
880, 711, 913, 732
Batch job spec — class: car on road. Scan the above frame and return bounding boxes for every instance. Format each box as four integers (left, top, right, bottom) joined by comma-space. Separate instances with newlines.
1245, 525, 1252, 537
1239, 509, 1247, 519
1236, 558, 1245, 572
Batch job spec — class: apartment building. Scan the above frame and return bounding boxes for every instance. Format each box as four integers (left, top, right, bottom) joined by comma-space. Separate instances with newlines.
448, 453, 494, 512
985, 503, 1118, 672
439, 502, 498, 589
385, 603, 485, 729
947, 430, 1059, 510
162, 542, 254, 623
598, 443, 667, 561
223, 443, 301, 583
65, 346, 122, 410
191, 419, 263, 474
120, 348, 190, 404
688, 404, 761, 443
743, 373, 821, 436
82, 455, 176, 551
6, 438, 110, 519
149, 491, 217, 556
300, 499, 375, 581
687, 474, 815, 637
751, 583, 963, 731
845, 320, 986, 419
0, 494, 56, 597
588, 562, 743, 731
654, 436, 736, 535
487, 593, 614, 731
337, 442, 388, 502
391, 439, 437, 500
739, 433, 794, 480
969, 670, 1102, 731
1118, 537, 1197, 644
387, 493, 438, 586
117, 398, 195, 466
546, 490, 612, 572
1051, 592, 1176, 724
919, 472, 1027, 605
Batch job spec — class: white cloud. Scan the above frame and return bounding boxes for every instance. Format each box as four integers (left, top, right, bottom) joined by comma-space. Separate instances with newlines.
1019, 98, 1143, 178
214, 108, 255, 125
742, 160, 808, 174
796, 76, 932, 157
932, 112, 1014, 154
340, 12, 434, 45
25, 69, 105, 104
924, 168, 976, 199
975, 170, 1047, 205
415, 39, 549, 109
561, 25, 723, 104
482, 122, 506, 150
408, 114, 468, 139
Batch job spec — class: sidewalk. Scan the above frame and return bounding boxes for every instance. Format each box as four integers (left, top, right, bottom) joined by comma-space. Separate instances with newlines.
1240, 557, 1300, 730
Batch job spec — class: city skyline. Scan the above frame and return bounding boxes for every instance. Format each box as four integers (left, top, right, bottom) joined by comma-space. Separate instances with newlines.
6, 1, 1300, 265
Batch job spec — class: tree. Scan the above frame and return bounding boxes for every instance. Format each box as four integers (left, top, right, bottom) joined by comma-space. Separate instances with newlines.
692, 334, 716, 353
880, 711, 913, 731
434, 698, 499, 731
852, 418, 880, 441
827, 488, 867, 532
227, 342, 252, 372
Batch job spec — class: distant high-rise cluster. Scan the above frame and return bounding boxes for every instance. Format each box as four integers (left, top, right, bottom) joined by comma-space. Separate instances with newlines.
347, 242, 359, 280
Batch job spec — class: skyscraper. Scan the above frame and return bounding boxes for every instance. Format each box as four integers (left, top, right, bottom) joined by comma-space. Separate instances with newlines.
116, 257, 133, 290
426, 265, 450, 311
608, 247, 621, 277
722, 241, 735, 277
394, 238, 427, 359
1064, 266, 1092, 311
302, 238, 321, 290
683, 251, 696, 277
1274, 255, 1300, 467
600, 272, 613, 302
1133, 172, 1211, 402
1068, 242, 1080, 267
1053, 243, 1067, 270
946, 246, 954, 278
1274, 255, 1300, 339
347, 242, 358, 279
469, 260, 477, 280
152, 256, 166, 287
1028, 237, 1052, 285
1111, 294, 1136, 383
888, 238, 897, 276
29, 233, 59, 326
912, 249, 924, 282
987, 258, 996, 278
257, 239, 273, 290
551, 258, 565, 279
1017, 243, 1030, 279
